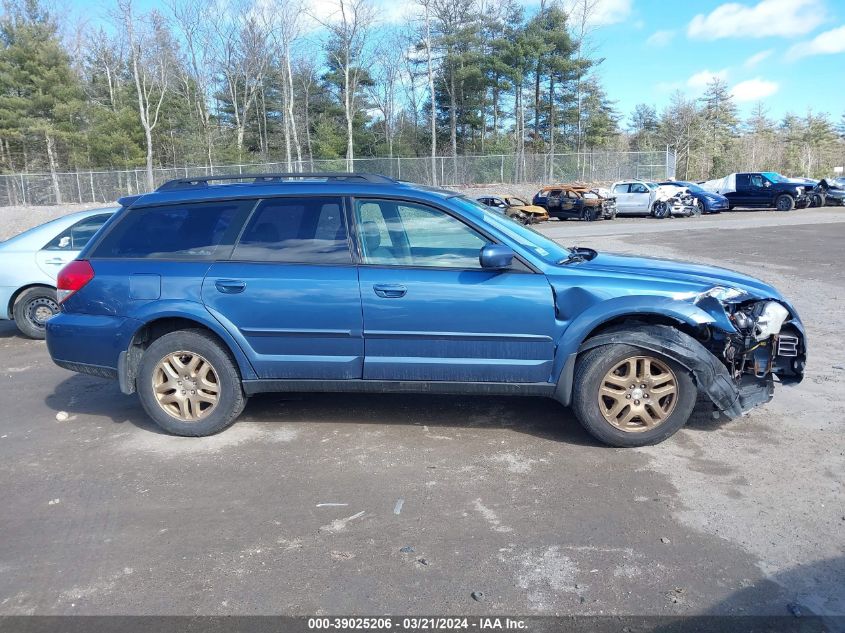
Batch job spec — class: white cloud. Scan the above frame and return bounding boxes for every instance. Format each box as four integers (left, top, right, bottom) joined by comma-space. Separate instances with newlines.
786, 25, 845, 60
564, 0, 633, 28
687, 68, 729, 92
743, 49, 773, 68
730, 78, 779, 102
687, 0, 825, 40
646, 30, 675, 47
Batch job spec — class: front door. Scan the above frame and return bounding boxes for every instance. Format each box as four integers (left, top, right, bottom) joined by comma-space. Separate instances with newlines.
202, 196, 363, 380
353, 198, 556, 383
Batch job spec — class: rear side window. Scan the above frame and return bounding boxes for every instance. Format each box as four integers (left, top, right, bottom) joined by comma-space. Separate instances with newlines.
92, 201, 252, 260
44, 214, 111, 251
231, 196, 350, 264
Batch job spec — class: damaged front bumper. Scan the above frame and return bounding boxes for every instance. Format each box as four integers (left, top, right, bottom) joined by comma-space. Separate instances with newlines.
580, 312, 806, 420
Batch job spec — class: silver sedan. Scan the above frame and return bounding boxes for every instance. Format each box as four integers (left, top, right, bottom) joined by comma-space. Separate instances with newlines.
0, 208, 116, 338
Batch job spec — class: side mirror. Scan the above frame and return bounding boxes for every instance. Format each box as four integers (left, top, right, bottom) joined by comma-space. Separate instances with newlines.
480, 244, 515, 270
764, 181, 771, 188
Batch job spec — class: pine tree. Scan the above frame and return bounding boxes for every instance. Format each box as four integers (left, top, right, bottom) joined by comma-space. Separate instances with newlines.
0, 0, 83, 201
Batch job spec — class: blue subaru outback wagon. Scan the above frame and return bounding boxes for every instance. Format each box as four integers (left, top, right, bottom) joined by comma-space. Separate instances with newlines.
46, 173, 806, 447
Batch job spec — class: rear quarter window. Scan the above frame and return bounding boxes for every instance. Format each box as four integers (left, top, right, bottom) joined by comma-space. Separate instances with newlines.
91, 201, 252, 260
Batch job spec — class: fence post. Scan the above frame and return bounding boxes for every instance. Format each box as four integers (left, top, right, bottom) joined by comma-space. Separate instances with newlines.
397, 156, 401, 180
89, 172, 95, 202
20, 174, 25, 206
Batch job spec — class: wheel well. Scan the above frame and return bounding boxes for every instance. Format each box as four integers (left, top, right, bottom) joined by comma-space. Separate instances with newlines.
9, 284, 55, 316
583, 314, 702, 346
122, 317, 234, 394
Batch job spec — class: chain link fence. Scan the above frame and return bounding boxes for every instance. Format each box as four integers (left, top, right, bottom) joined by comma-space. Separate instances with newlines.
0, 150, 675, 206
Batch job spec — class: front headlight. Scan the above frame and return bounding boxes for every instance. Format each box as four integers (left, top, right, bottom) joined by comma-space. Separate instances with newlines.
700, 286, 748, 302
753, 301, 789, 341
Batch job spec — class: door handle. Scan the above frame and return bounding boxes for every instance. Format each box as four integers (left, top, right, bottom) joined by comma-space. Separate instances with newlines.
215, 279, 246, 294
373, 283, 407, 298
45, 258, 66, 265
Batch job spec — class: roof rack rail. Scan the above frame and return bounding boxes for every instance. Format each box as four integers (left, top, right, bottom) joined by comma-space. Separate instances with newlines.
156, 172, 396, 192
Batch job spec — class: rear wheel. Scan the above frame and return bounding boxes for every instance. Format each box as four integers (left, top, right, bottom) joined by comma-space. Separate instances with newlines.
571, 344, 697, 447
137, 329, 246, 436
775, 194, 795, 211
13, 287, 59, 339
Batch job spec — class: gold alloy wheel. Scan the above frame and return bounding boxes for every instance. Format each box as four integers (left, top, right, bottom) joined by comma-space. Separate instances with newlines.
152, 351, 219, 421
597, 355, 678, 432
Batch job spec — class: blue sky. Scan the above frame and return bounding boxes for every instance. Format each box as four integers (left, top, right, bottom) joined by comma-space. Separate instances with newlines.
584, 0, 845, 126
65, 0, 845, 127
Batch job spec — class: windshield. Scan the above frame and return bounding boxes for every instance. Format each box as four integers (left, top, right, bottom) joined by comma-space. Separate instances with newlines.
450, 197, 570, 265
506, 197, 528, 206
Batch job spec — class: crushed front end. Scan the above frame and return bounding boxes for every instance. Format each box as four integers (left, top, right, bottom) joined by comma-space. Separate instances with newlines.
694, 288, 806, 415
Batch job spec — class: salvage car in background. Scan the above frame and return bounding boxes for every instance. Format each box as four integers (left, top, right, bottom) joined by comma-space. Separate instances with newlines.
0, 208, 116, 338
659, 181, 729, 214
610, 180, 689, 217
532, 184, 616, 221
701, 172, 809, 211
476, 195, 549, 224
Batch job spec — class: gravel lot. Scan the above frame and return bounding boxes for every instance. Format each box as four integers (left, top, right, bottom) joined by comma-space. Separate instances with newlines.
0, 206, 842, 621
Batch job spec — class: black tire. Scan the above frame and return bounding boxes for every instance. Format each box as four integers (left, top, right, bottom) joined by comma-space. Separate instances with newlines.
775, 194, 795, 211
653, 201, 669, 219
13, 287, 59, 339
811, 194, 824, 208
571, 344, 697, 447
696, 200, 709, 215
136, 329, 246, 436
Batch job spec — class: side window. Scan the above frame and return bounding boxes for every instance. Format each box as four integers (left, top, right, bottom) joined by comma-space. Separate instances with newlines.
355, 199, 489, 269
630, 183, 648, 194
92, 201, 251, 260
231, 196, 350, 264
750, 174, 764, 188
44, 214, 111, 251
612, 184, 629, 194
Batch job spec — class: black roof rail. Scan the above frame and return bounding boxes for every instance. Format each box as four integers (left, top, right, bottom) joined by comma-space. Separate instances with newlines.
156, 172, 396, 192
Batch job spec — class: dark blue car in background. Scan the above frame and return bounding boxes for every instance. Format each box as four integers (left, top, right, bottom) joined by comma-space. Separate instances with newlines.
659, 181, 729, 214
46, 173, 805, 447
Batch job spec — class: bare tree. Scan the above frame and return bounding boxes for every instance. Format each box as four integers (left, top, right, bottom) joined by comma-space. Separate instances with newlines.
118, 0, 171, 190
265, 0, 304, 171
315, 0, 376, 172
295, 57, 319, 170
416, 0, 437, 184
168, 0, 217, 169
367, 34, 403, 162
209, 0, 271, 160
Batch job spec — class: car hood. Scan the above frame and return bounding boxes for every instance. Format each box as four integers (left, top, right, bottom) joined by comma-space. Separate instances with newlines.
575, 252, 783, 301
517, 205, 548, 214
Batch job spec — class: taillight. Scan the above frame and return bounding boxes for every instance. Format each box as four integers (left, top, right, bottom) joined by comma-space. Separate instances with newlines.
57, 260, 94, 303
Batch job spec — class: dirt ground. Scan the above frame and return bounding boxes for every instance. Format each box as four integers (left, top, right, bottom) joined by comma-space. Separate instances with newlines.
0, 206, 842, 623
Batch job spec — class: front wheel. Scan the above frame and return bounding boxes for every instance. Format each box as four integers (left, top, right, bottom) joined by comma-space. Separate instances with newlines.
136, 329, 246, 436
775, 194, 795, 211
571, 344, 697, 447
13, 287, 59, 339
652, 201, 670, 219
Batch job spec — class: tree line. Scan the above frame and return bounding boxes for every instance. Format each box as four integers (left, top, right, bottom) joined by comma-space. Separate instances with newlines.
0, 0, 843, 200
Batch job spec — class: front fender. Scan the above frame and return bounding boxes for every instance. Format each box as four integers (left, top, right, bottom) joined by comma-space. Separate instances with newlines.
551, 295, 734, 406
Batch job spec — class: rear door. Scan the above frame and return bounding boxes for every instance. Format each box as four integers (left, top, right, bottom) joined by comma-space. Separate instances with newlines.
353, 198, 556, 383
612, 183, 631, 213
36, 213, 112, 279
728, 174, 754, 206
202, 196, 363, 380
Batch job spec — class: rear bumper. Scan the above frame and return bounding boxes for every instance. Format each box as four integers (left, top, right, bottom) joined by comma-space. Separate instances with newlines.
46, 312, 141, 376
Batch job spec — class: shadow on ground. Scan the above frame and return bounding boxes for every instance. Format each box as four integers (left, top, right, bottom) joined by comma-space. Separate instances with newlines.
44, 371, 739, 447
